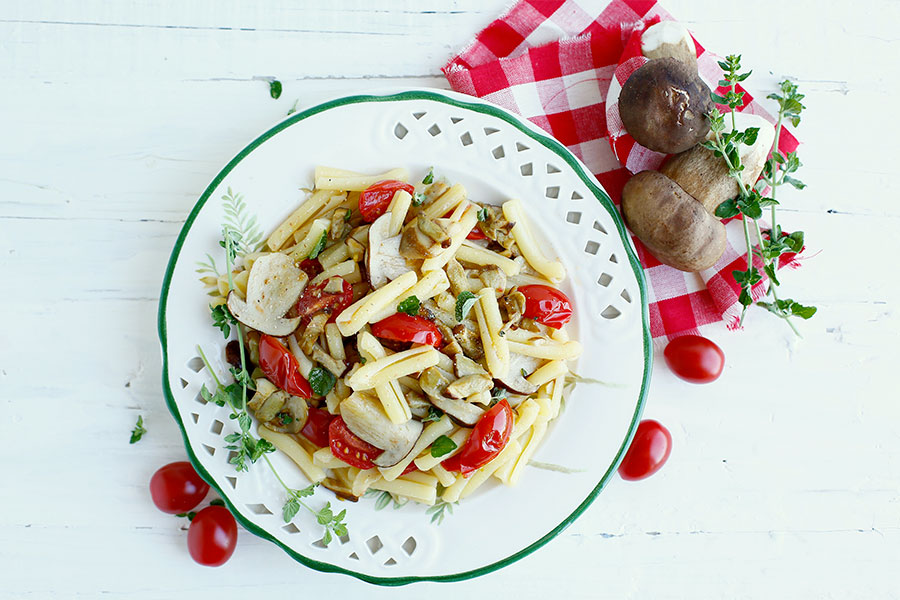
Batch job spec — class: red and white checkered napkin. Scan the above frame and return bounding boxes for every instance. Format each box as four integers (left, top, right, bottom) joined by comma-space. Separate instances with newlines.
443, 0, 802, 340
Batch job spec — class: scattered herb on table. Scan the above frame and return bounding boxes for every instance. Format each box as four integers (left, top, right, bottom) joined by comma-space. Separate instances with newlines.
704, 55, 815, 333
129, 415, 147, 444
269, 80, 283, 99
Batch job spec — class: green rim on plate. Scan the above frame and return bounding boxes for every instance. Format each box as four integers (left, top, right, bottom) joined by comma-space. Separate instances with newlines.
157, 89, 652, 585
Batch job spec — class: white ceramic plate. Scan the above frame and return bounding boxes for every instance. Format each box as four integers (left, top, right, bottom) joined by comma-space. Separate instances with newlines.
158, 89, 651, 585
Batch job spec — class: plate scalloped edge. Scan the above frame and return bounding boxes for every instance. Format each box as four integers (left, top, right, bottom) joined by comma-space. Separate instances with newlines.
157, 88, 652, 586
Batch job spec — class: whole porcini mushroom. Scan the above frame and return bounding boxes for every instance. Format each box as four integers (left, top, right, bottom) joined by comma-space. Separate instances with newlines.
619, 57, 714, 154
621, 171, 726, 272
226, 252, 307, 336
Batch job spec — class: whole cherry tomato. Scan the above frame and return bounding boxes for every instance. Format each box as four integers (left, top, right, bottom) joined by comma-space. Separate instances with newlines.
329, 417, 382, 469
295, 277, 353, 324
187, 505, 238, 567
258, 334, 313, 398
618, 419, 672, 481
442, 399, 513, 477
663, 335, 725, 384
519, 285, 573, 328
358, 180, 415, 223
149, 461, 209, 514
301, 405, 336, 448
370, 313, 443, 348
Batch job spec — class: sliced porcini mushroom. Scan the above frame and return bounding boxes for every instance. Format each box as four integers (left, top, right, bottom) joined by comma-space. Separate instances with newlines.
320, 477, 359, 502
419, 367, 485, 426
406, 389, 432, 419
453, 324, 484, 360
661, 113, 776, 214
641, 20, 697, 68
496, 352, 542, 395
299, 312, 329, 354
417, 216, 452, 244
252, 389, 289, 423
266, 395, 309, 434
399, 221, 434, 259
445, 374, 493, 399
340, 392, 423, 468
622, 170, 726, 272
479, 265, 507, 295
498, 289, 526, 330
445, 258, 469, 297
454, 354, 489, 378
226, 252, 307, 336
311, 344, 347, 378
618, 57, 714, 154
367, 213, 410, 288
330, 208, 351, 241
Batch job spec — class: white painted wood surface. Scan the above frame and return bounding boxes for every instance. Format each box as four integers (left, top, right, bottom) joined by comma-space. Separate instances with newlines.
1, 1, 897, 597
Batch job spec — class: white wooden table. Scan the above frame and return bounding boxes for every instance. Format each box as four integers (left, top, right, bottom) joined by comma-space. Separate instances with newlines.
3, 1, 898, 597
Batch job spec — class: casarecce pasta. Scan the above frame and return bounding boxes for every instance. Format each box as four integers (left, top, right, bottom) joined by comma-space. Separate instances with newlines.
209, 166, 582, 507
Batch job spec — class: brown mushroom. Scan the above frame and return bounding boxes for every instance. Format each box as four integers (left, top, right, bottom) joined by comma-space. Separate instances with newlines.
618, 57, 714, 154
621, 170, 726, 272
661, 113, 776, 214
226, 252, 307, 336
367, 213, 410, 288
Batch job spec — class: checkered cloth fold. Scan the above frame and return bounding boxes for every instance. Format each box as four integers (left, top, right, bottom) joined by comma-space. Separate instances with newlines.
443, 0, 802, 340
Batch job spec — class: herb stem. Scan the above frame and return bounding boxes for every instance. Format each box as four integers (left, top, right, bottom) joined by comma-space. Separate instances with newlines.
262, 455, 316, 513
740, 214, 754, 324
196, 344, 223, 388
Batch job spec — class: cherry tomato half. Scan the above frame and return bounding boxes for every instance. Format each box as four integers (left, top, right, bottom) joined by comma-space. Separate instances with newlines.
187, 505, 238, 567
298, 258, 323, 280
519, 285, 573, 329
442, 399, 513, 477
370, 313, 443, 348
358, 180, 415, 223
329, 417, 382, 469
663, 335, 725, 384
258, 334, 313, 398
618, 419, 672, 481
149, 461, 210, 514
295, 278, 353, 324
301, 405, 336, 448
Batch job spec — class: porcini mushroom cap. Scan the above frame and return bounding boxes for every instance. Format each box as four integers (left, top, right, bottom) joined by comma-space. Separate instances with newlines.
619, 57, 714, 154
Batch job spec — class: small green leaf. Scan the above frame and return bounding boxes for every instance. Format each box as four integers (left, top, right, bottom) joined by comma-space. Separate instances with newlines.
209, 304, 234, 338
308, 367, 337, 397
129, 415, 147, 444
738, 289, 752, 307
477, 207, 488, 222
282, 497, 300, 522
784, 176, 806, 190
238, 412, 252, 434
455, 291, 477, 322
269, 80, 283, 99
412, 192, 426, 207
397, 295, 420, 316
710, 92, 728, 104
715, 198, 740, 219
423, 406, 444, 423
430, 435, 458, 458
308, 231, 328, 259
742, 127, 759, 146
422, 168, 434, 185
321, 528, 333, 546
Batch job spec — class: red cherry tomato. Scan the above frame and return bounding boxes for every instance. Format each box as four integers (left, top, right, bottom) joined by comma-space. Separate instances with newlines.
442, 399, 513, 477
329, 417, 382, 469
295, 278, 353, 324
149, 461, 209, 514
187, 505, 238, 567
358, 180, 415, 223
301, 406, 336, 448
618, 419, 672, 481
370, 313, 443, 348
442, 208, 487, 240
663, 335, 725, 384
519, 285, 573, 328
258, 334, 313, 398
298, 258, 323, 279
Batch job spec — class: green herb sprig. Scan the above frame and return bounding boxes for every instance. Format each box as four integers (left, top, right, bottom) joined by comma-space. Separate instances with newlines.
129, 415, 147, 444
455, 291, 477, 322
704, 55, 815, 333
397, 295, 420, 316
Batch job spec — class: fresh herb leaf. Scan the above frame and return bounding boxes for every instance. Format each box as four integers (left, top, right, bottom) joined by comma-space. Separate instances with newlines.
422, 168, 434, 184
129, 415, 147, 444
269, 80, 283, 99
520, 368, 529, 378
430, 435, 458, 458
308, 231, 328, 259
412, 192, 426, 207
423, 406, 444, 423
308, 366, 336, 397
397, 295, 420, 316
477, 207, 488, 222
210, 304, 234, 338
425, 498, 456, 525
455, 291, 477, 322
286, 98, 300, 116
